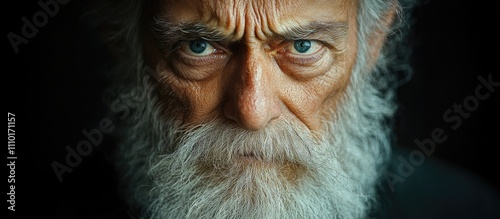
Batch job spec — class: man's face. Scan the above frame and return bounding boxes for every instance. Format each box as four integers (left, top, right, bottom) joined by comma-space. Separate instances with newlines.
115, 0, 396, 218
147, 0, 357, 132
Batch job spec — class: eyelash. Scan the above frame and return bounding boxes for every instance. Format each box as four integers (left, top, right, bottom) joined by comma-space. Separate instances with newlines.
171, 39, 327, 66
275, 40, 327, 65
172, 40, 228, 65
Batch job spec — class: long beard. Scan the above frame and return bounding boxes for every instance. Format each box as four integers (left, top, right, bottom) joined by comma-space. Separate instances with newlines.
151, 118, 374, 219
110, 58, 395, 219
84, 0, 410, 217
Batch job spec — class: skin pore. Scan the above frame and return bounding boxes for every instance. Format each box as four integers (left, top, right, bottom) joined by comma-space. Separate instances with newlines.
144, 0, 359, 133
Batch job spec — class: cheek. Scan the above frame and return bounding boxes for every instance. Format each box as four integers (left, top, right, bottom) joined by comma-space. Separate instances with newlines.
284, 69, 349, 123
283, 50, 356, 131
156, 63, 220, 124
318, 22, 359, 122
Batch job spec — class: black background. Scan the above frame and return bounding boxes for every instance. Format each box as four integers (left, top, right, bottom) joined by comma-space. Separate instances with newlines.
4, 0, 500, 218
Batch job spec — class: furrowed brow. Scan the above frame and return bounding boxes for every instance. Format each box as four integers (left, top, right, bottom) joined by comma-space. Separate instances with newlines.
278, 21, 349, 43
151, 17, 228, 50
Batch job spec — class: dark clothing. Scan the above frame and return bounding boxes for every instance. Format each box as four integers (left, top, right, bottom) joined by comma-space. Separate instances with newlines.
372, 147, 500, 219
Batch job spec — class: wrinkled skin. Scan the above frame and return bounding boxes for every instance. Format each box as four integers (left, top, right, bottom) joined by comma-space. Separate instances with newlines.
144, 0, 364, 133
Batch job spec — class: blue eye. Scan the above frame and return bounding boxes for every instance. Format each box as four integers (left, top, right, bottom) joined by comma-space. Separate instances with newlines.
293, 40, 312, 53
189, 40, 208, 54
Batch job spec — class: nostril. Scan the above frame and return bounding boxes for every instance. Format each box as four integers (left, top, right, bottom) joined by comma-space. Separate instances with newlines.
223, 100, 237, 121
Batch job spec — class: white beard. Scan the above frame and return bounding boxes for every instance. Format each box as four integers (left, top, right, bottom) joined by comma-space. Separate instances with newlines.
110, 58, 395, 219
85, 0, 411, 217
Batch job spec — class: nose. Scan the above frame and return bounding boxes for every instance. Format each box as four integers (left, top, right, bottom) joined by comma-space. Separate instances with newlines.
223, 49, 282, 131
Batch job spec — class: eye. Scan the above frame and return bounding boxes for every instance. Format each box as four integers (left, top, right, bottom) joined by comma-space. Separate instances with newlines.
277, 40, 326, 66
180, 40, 217, 56
288, 40, 322, 55
171, 39, 229, 80
274, 39, 332, 78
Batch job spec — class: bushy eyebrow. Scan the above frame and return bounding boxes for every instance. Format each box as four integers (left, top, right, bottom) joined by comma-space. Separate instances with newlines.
151, 17, 348, 50
277, 21, 349, 43
151, 17, 228, 51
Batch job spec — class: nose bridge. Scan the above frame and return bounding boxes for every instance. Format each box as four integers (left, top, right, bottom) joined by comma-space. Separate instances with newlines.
224, 45, 281, 130
240, 48, 266, 113
241, 47, 264, 96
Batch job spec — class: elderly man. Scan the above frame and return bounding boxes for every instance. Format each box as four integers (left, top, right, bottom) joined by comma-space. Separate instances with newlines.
96, 0, 415, 218
96, 0, 413, 218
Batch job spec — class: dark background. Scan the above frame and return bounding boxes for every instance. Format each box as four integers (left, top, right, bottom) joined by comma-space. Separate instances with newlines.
4, 0, 499, 218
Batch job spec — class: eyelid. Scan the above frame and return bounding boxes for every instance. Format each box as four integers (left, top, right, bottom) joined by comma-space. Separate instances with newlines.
274, 40, 333, 79
179, 40, 230, 55
287, 40, 323, 55
181, 41, 216, 56
275, 40, 324, 52
282, 49, 326, 65
274, 40, 326, 66
173, 40, 229, 68
176, 51, 227, 66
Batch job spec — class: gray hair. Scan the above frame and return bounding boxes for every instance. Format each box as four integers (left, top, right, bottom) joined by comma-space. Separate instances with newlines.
83, 0, 417, 218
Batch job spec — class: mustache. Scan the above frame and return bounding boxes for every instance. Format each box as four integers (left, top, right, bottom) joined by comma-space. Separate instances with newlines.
159, 118, 330, 169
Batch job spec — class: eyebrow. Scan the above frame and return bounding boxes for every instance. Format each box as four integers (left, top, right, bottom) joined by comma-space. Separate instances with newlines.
151, 17, 348, 50
151, 17, 228, 51
277, 21, 349, 43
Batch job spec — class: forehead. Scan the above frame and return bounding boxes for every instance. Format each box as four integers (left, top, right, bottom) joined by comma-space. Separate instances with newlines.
157, 0, 355, 38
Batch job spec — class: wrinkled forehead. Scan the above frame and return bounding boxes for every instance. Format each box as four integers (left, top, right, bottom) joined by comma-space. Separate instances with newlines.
154, 0, 356, 39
